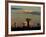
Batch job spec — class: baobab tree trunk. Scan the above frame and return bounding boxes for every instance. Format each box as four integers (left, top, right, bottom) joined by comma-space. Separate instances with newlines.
27, 21, 29, 28
26, 18, 31, 28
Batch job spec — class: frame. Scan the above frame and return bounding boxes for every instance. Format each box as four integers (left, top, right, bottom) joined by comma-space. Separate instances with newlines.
5, 1, 45, 36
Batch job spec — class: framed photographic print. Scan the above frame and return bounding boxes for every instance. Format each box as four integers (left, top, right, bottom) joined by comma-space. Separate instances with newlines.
5, 1, 45, 36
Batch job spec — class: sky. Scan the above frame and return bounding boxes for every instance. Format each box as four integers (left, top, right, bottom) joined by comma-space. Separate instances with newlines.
11, 6, 41, 12
11, 6, 40, 25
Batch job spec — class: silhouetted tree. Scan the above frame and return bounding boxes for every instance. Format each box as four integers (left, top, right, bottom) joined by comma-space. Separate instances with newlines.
37, 23, 40, 27
14, 22, 16, 27
22, 23, 25, 28
26, 18, 31, 28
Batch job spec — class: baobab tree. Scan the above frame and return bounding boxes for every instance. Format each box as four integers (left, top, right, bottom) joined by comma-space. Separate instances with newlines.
26, 18, 31, 28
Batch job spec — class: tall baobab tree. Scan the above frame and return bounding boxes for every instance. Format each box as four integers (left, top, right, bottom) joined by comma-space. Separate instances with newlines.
26, 18, 31, 28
